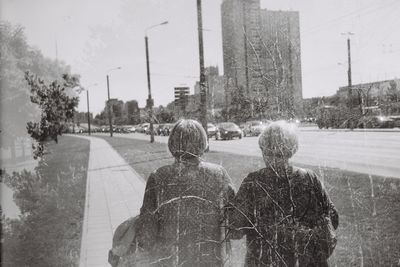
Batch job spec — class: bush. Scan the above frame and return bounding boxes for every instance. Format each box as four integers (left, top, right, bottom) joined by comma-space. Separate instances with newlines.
1, 136, 89, 267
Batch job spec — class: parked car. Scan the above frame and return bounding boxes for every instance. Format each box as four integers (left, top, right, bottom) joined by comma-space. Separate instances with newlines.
100, 125, 109, 132
240, 123, 251, 137
162, 123, 175, 136
390, 115, 400, 128
136, 123, 150, 133
243, 121, 265, 136
357, 115, 395, 129
207, 123, 219, 139
156, 123, 174, 136
216, 122, 243, 140
145, 124, 159, 135
126, 126, 136, 133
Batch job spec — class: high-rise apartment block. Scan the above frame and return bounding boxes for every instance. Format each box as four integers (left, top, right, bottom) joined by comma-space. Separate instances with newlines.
194, 66, 226, 114
221, 0, 303, 118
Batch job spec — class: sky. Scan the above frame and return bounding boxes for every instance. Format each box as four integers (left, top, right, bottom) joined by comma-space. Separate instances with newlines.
2, 0, 400, 115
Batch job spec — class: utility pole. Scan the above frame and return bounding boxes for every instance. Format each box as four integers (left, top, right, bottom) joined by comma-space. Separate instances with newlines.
342, 32, 354, 129
107, 75, 113, 137
347, 37, 352, 109
87, 90, 91, 136
196, 0, 208, 138
145, 35, 155, 143
342, 32, 354, 108
144, 21, 167, 143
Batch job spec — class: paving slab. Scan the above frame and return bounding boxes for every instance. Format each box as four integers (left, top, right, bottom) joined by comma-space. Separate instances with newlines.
74, 136, 145, 267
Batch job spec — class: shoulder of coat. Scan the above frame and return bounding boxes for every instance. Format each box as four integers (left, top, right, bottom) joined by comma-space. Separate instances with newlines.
153, 164, 175, 177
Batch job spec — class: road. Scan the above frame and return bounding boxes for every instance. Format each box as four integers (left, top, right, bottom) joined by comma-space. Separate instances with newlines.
97, 129, 400, 178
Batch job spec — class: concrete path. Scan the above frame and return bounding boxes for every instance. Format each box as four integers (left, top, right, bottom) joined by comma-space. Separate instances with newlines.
75, 136, 145, 267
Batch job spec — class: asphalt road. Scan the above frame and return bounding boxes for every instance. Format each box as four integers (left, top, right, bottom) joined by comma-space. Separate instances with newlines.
100, 129, 400, 178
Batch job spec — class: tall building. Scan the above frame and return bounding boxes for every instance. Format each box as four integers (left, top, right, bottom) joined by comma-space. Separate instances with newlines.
221, 0, 303, 118
194, 66, 226, 114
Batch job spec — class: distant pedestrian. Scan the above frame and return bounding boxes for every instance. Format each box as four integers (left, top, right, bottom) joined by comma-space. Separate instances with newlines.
230, 121, 339, 267
137, 119, 236, 266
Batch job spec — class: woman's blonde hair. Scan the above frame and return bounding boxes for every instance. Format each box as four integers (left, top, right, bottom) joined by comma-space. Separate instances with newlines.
258, 120, 299, 159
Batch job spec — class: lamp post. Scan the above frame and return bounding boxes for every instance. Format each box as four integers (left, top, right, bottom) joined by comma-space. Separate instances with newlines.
86, 90, 91, 135
85, 83, 97, 136
145, 21, 168, 143
106, 67, 122, 137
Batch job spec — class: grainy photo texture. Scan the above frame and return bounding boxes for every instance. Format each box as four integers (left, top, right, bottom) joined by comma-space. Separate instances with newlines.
1, 0, 399, 266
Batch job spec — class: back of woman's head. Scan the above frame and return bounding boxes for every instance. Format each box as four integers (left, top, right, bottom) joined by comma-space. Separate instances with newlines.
258, 120, 299, 159
168, 119, 208, 160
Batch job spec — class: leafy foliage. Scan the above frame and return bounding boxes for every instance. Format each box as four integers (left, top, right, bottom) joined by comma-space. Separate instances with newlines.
1, 136, 90, 267
0, 21, 72, 160
25, 72, 79, 159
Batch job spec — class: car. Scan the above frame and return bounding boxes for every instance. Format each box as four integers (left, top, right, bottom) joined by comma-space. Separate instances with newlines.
390, 115, 400, 128
126, 126, 136, 133
156, 123, 174, 136
207, 123, 219, 139
145, 124, 159, 135
100, 125, 109, 132
136, 123, 150, 133
245, 121, 266, 136
216, 122, 243, 140
240, 123, 251, 137
357, 116, 395, 129
163, 123, 175, 136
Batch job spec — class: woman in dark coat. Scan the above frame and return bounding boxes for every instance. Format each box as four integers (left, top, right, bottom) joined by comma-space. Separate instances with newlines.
230, 121, 339, 267
138, 119, 235, 267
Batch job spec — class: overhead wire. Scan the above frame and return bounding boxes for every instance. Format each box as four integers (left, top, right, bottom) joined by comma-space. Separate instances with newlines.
302, 0, 399, 37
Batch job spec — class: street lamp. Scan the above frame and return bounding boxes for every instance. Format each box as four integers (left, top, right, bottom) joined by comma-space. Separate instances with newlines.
145, 21, 168, 143
107, 67, 122, 137
84, 83, 97, 136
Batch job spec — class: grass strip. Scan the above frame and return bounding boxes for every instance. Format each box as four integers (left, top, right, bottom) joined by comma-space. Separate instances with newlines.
101, 135, 400, 267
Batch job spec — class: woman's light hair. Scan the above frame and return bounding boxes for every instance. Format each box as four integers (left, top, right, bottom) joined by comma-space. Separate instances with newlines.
258, 120, 299, 159
168, 119, 208, 160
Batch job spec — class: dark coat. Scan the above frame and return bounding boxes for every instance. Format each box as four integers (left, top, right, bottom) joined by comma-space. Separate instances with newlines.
230, 166, 339, 267
139, 159, 236, 267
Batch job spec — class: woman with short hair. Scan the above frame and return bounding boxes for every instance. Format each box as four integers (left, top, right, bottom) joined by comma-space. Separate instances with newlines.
230, 121, 339, 267
138, 119, 235, 266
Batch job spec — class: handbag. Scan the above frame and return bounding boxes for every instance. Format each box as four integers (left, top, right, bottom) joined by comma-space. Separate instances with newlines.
108, 213, 158, 267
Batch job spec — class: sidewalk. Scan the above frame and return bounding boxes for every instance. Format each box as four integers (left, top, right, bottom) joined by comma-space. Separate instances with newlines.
76, 136, 145, 267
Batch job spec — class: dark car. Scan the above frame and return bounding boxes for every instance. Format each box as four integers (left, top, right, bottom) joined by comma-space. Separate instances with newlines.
216, 122, 243, 140
162, 123, 174, 136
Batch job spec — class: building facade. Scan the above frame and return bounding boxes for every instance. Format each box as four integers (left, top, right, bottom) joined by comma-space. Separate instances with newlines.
337, 79, 400, 115
221, 0, 303, 118
194, 66, 226, 115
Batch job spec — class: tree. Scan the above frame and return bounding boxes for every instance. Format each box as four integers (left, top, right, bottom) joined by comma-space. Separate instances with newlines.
154, 106, 175, 123
25, 72, 79, 159
0, 22, 72, 162
1, 137, 89, 267
228, 86, 252, 123
125, 100, 140, 125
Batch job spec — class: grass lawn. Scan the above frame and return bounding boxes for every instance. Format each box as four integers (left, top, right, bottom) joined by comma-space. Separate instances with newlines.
100, 135, 400, 267
2, 136, 90, 267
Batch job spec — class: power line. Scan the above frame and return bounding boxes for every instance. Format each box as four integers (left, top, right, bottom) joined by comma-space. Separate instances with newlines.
302, 0, 399, 36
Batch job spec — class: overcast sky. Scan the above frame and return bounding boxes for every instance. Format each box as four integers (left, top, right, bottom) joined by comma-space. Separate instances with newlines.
2, 0, 400, 114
